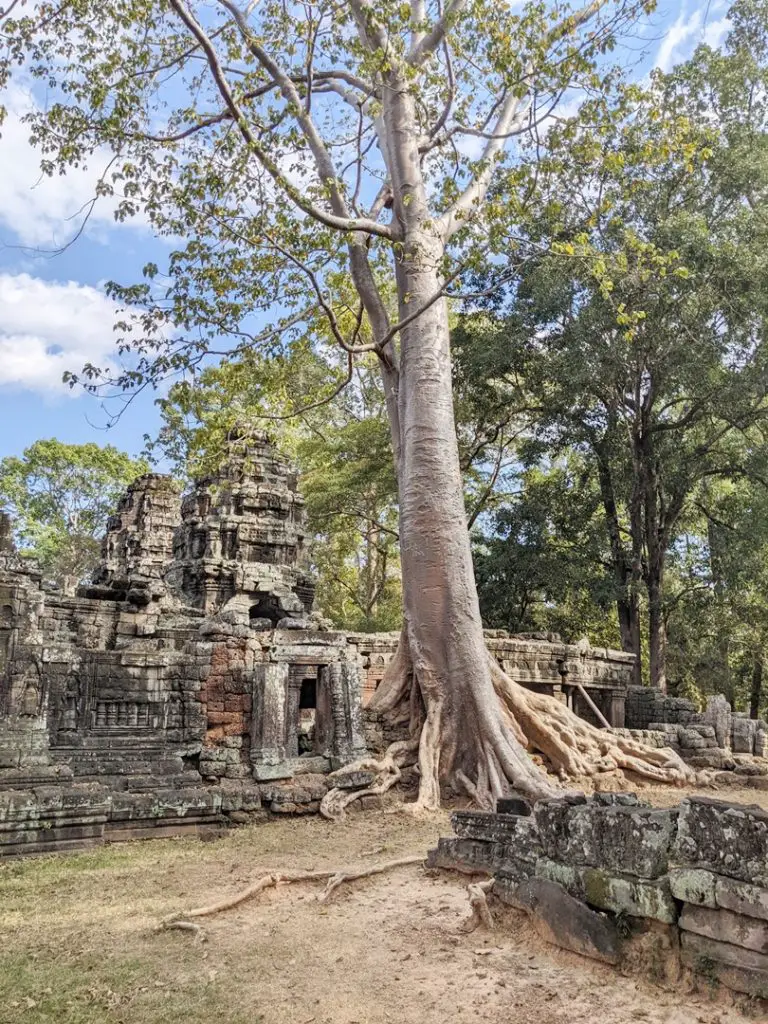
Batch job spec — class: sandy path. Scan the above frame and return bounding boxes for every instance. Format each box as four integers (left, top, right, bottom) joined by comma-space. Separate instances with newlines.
0, 804, 760, 1024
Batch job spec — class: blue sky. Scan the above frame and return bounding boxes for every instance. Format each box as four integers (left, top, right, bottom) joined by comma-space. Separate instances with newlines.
0, 1, 731, 466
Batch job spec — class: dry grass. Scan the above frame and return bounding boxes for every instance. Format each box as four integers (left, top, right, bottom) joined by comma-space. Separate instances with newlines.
0, 786, 764, 1024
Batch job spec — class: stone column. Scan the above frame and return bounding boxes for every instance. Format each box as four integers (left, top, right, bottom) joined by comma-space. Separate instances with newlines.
249, 662, 291, 779
605, 688, 626, 729
326, 661, 368, 768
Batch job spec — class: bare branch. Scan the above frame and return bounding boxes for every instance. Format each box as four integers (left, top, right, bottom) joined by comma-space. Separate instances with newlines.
168, 0, 394, 239
408, 0, 468, 66
436, 87, 530, 239
217, 0, 395, 237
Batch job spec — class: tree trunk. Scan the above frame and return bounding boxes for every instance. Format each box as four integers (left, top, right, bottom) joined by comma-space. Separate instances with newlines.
394, 225, 553, 805
648, 564, 666, 693
323, 71, 694, 815
750, 651, 763, 720
595, 444, 642, 685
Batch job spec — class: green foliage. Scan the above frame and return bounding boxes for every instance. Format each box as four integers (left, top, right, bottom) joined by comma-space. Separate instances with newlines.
473, 457, 621, 645
0, 440, 147, 590
463, 7, 768, 686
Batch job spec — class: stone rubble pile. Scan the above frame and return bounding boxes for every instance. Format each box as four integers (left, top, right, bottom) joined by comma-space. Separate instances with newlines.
429, 793, 768, 1002
621, 687, 768, 771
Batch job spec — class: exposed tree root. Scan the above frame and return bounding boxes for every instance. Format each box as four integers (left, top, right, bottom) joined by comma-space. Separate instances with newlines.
488, 658, 694, 787
460, 879, 495, 933
319, 737, 419, 821
324, 630, 693, 816
157, 856, 424, 933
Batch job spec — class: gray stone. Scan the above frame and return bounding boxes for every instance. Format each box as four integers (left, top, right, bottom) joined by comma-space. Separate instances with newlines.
452, 810, 541, 849
426, 836, 537, 881
426, 837, 496, 875
507, 877, 620, 965
673, 797, 768, 886
680, 932, 768, 999
668, 868, 717, 908
680, 903, 768, 954
715, 876, 768, 922
331, 769, 376, 790
536, 797, 676, 879
535, 858, 678, 924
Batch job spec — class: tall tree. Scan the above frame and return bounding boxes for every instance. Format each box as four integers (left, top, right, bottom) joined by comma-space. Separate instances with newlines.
0, 440, 148, 593
2, 0, 689, 807
460, 6, 768, 690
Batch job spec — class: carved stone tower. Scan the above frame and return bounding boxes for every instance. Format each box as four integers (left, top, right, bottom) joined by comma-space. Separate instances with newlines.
165, 432, 315, 621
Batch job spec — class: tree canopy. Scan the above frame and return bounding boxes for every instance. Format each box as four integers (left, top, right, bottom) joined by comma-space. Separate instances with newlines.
0, 0, 703, 805
0, 439, 148, 592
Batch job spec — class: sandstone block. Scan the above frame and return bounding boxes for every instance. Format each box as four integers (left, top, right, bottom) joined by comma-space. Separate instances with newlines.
680, 903, 768, 953
536, 798, 675, 879
535, 858, 677, 923
673, 797, 768, 885
680, 932, 768, 999
508, 877, 620, 965
715, 876, 768, 922
668, 868, 717, 908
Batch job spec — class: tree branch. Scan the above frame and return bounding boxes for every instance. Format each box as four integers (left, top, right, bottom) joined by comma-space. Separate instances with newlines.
168, 0, 394, 239
408, 0, 468, 66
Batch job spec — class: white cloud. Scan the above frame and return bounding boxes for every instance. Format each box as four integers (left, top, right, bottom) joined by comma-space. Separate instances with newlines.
704, 16, 730, 50
0, 84, 146, 249
655, 9, 703, 73
0, 272, 119, 393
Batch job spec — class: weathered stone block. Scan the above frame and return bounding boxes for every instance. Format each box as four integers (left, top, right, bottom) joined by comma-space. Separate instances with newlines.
680, 932, 768, 999
672, 797, 768, 886
680, 903, 768, 954
426, 836, 537, 881
506, 877, 620, 964
452, 810, 540, 849
668, 868, 717, 908
535, 858, 678, 923
331, 769, 376, 790
715, 876, 768, 922
536, 797, 676, 879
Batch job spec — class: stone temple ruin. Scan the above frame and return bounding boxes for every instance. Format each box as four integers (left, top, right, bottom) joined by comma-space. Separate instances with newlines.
0, 433, 650, 855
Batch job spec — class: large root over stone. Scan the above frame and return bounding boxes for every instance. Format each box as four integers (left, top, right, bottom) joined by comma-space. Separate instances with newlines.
319, 737, 419, 821
322, 630, 693, 816
487, 658, 694, 787
157, 855, 424, 935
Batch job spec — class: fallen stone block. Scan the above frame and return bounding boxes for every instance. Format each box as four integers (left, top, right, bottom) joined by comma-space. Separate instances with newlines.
451, 811, 541, 859
668, 868, 717, 908
715, 876, 768, 922
331, 769, 376, 790
506, 877, 620, 965
535, 858, 678, 923
680, 903, 768, 954
426, 837, 495, 874
673, 797, 768, 886
680, 931, 768, 999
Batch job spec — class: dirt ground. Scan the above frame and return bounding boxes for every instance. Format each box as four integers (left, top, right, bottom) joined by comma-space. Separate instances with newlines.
0, 782, 765, 1024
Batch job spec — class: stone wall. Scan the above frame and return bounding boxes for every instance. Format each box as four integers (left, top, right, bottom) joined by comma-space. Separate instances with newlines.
429, 794, 768, 1003
0, 434, 637, 857
623, 687, 768, 768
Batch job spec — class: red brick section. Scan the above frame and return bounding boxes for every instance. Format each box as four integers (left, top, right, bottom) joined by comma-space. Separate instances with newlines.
199, 638, 251, 749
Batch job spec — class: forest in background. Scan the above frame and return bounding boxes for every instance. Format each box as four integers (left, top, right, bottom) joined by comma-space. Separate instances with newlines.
3, 3, 768, 724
